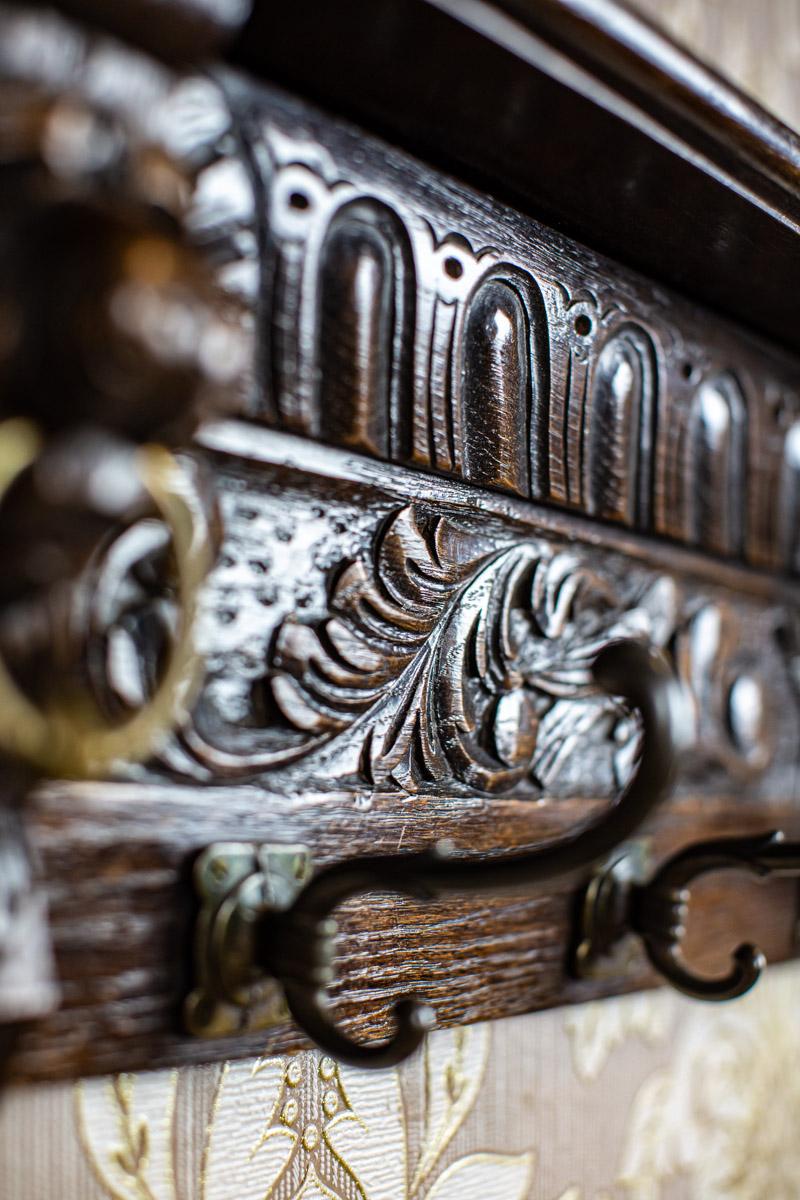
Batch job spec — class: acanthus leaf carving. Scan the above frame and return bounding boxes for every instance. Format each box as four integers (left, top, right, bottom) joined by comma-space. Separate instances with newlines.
259, 503, 665, 796
83, 491, 781, 797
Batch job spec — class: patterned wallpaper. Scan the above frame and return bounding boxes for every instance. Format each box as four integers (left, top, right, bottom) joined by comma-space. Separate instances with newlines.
2, 962, 800, 1199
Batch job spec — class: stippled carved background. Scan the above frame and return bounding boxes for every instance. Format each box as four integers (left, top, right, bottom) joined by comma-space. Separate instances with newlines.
91, 424, 799, 804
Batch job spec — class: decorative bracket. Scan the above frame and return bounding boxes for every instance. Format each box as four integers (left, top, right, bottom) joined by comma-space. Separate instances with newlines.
185, 842, 313, 1038
576, 831, 800, 999
573, 839, 654, 982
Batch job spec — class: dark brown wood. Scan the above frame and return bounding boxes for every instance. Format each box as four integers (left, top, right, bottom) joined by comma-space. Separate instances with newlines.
214, 76, 800, 573
92, 428, 800, 805
9, 0, 251, 66
5, 432, 800, 1081
232, 0, 800, 354
3, 0, 800, 1084
7, 780, 799, 1083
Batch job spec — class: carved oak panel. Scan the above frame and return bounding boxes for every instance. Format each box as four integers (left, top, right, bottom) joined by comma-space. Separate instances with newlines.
9, 422, 798, 1082
83, 424, 799, 809
3, 5, 800, 1083
206, 75, 800, 574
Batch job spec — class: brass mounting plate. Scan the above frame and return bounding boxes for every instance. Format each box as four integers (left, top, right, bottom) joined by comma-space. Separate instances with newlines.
185, 842, 312, 1038
573, 840, 652, 981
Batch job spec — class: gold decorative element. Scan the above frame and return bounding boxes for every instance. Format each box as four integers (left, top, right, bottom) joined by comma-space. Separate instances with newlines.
75, 1070, 178, 1200
229, 1053, 367, 1200
411, 1026, 490, 1192
424, 1152, 535, 1200
71, 1025, 532, 1200
0, 439, 212, 777
53, 970, 800, 1200
201, 1026, 534, 1200
0, 417, 41, 491
324, 1024, 532, 1200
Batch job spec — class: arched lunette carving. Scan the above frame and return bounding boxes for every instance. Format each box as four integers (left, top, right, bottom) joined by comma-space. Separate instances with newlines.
255, 639, 687, 1067
685, 372, 748, 557
253, 133, 800, 570
779, 421, 800, 574
456, 268, 550, 499
583, 324, 658, 527
316, 198, 415, 458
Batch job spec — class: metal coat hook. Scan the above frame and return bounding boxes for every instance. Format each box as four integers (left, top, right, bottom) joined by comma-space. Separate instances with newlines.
242, 637, 688, 1067
576, 831, 800, 1001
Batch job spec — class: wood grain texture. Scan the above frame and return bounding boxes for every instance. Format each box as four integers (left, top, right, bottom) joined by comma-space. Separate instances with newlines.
2, 772, 796, 1085
6, 778, 798, 1083
3, 0, 800, 1084
6, 435, 800, 1083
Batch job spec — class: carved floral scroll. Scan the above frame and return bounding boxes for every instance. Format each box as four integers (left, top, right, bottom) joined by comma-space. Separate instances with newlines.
87, 492, 781, 797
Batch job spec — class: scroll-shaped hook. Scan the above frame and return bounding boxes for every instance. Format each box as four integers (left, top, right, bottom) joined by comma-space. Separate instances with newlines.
255, 638, 689, 1067
630, 831, 800, 1000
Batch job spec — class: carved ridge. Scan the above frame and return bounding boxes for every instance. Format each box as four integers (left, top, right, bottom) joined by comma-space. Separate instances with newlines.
171, 505, 774, 794
235, 112, 800, 573
85, 493, 782, 795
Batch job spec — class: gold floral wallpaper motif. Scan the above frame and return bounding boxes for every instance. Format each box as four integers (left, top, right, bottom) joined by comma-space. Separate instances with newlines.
2, 964, 800, 1199
74, 1024, 533, 1200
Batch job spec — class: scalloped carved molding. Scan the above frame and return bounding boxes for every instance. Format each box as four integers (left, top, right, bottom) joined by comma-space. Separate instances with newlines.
215, 86, 800, 574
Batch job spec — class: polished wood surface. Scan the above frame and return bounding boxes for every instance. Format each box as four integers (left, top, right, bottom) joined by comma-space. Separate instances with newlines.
6, 427, 800, 1081
222, 79, 800, 572
11, 781, 799, 1082
233, 0, 800, 353
1, 0, 800, 1082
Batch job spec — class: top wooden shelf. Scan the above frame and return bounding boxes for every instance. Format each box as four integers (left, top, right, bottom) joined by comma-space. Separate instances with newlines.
228, 0, 800, 355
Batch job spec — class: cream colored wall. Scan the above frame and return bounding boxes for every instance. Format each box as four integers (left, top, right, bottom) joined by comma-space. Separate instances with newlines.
632, 0, 800, 132
2, 963, 800, 1199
